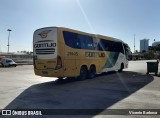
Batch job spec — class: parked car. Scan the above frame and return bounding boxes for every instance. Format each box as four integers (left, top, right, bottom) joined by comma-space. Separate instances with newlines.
1, 58, 17, 67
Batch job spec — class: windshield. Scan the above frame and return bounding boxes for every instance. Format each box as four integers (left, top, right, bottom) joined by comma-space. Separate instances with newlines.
6, 59, 13, 63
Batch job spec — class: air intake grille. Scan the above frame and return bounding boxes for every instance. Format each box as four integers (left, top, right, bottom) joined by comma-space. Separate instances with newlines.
35, 48, 55, 54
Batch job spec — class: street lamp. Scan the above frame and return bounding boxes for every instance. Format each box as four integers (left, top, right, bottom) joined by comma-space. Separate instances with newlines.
134, 34, 135, 53
7, 29, 12, 53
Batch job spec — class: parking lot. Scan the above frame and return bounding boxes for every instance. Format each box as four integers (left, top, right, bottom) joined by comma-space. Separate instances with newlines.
0, 60, 160, 117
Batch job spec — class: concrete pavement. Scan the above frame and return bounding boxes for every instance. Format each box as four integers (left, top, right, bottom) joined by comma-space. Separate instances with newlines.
0, 60, 160, 118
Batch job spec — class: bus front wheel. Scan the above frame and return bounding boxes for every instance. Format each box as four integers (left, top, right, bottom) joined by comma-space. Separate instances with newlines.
79, 66, 88, 80
58, 77, 63, 81
118, 63, 124, 72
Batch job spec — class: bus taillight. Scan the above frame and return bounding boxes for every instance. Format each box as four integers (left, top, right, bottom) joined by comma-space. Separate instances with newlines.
33, 59, 36, 69
55, 56, 62, 70
33, 55, 37, 69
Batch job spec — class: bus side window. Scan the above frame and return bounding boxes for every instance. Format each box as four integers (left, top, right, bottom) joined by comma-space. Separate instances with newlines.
105, 40, 111, 51
63, 31, 80, 49
116, 42, 123, 53
76, 41, 81, 49
123, 44, 131, 59
78, 34, 94, 50
78, 34, 85, 49
86, 36, 94, 50
99, 39, 108, 51
110, 42, 115, 52
93, 38, 99, 50
97, 40, 103, 51
120, 43, 123, 53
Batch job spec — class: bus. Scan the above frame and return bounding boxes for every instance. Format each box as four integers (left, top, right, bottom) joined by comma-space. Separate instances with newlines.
33, 27, 131, 80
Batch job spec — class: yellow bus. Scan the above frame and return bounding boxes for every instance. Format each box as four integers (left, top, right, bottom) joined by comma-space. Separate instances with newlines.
33, 27, 131, 80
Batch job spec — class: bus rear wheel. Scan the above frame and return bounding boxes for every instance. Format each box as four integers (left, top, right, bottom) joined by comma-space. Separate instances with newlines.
88, 66, 96, 79
118, 63, 124, 72
79, 66, 88, 80
58, 77, 63, 81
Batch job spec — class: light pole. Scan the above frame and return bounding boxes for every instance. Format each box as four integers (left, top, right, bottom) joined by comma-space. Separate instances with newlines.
7, 29, 12, 53
134, 34, 135, 53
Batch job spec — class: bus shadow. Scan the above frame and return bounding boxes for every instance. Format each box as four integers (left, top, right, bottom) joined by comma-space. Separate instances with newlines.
4, 71, 153, 117
53, 71, 118, 84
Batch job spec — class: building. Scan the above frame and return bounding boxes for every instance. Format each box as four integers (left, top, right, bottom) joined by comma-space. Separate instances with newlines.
140, 39, 149, 52
152, 41, 160, 47
149, 41, 160, 52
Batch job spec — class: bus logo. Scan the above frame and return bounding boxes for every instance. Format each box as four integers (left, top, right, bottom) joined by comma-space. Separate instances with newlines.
38, 30, 51, 38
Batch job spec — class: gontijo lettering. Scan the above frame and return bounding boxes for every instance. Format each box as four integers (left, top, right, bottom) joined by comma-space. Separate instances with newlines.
85, 52, 105, 57
34, 43, 56, 48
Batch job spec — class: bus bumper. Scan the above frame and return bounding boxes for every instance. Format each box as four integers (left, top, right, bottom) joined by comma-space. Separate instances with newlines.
34, 69, 64, 77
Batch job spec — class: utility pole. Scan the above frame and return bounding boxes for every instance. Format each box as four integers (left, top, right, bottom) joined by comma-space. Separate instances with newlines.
7, 29, 12, 53
134, 34, 135, 53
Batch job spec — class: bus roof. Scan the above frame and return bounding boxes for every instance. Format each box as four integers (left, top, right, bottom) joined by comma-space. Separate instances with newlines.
35, 26, 125, 43
59, 27, 93, 36
59, 27, 125, 43
96, 34, 124, 43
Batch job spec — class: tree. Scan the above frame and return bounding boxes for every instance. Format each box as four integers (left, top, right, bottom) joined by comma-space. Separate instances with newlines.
143, 51, 154, 59
142, 50, 146, 53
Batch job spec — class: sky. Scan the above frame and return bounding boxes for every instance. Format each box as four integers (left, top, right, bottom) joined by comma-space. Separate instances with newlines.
0, 0, 160, 53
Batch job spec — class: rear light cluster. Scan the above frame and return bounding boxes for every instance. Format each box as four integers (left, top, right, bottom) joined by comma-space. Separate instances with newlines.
55, 56, 62, 70
33, 60, 36, 69
33, 56, 37, 69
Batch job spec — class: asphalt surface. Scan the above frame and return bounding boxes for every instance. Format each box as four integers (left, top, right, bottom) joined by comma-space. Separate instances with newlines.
0, 60, 160, 118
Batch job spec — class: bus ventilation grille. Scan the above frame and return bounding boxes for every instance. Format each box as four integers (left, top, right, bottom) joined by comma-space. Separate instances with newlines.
35, 48, 55, 54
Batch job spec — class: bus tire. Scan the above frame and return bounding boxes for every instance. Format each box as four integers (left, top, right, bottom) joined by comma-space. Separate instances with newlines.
1, 63, 4, 67
79, 66, 88, 80
58, 77, 63, 81
88, 65, 96, 79
118, 63, 124, 72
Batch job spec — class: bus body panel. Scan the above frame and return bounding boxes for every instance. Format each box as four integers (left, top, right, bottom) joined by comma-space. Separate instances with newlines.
33, 27, 64, 77
33, 27, 58, 60
60, 27, 111, 77
102, 52, 127, 72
